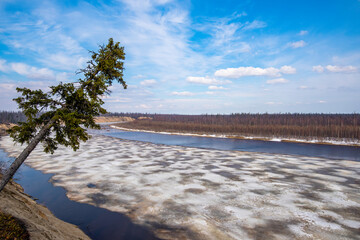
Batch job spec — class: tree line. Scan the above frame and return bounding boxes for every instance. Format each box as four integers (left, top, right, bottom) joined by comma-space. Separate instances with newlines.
114, 113, 360, 141
2, 111, 359, 141
0, 111, 26, 124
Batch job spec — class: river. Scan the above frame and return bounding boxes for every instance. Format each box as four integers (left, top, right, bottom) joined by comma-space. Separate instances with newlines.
95, 127, 360, 161
0, 127, 359, 239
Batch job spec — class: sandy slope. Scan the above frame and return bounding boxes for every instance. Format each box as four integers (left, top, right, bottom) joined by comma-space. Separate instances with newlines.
94, 116, 134, 123
0, 175, 90, 240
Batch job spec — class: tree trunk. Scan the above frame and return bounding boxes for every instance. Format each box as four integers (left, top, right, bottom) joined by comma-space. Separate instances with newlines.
0, 119, 55, 193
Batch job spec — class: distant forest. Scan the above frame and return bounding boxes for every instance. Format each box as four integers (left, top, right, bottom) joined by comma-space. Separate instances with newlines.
111, 112, 360, 141
1, 111, 359, 141
0, 111, 26, 124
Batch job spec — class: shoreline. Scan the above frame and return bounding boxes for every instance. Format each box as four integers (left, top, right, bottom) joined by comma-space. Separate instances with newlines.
110, 125, 360, 147
0, 173, 90, 240
0, 134, 159, 240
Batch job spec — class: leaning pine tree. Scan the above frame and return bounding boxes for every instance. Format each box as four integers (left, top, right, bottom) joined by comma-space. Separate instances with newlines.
0, 38, 126, 192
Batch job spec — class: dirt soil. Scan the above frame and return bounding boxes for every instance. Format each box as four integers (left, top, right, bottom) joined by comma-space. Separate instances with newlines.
0, 123, 16, 136
0, 176, 90, 240
95, 116, 134, 123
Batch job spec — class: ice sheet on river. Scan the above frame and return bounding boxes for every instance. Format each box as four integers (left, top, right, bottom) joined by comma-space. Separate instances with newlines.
1, 135, 359, 239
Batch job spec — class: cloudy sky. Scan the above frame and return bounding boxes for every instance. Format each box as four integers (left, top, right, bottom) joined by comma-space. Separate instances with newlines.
0, 0, 359, 113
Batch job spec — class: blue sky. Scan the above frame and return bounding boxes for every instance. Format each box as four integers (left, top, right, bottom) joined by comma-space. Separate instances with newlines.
0, 0, 359, 113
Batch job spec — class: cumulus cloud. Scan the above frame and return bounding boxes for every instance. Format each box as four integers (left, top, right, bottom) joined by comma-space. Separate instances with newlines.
312, 65, 324, 73
0, 60, 68, 82
266, 78, 289, 84
289, 40, 306, 48
186, 76, 231, 85
44, 53, 87, 71
172, 91, 195, 96
208, 85, 227, 90
280, 65, 296, 74
10, 63, 55, 80
313, 65, 357, 73
214, 66, 296, 78
325, 65, 357, 73
140, 79, 157, 86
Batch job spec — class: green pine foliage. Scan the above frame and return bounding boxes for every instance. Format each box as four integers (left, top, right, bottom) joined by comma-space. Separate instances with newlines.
7, 38, 126, 154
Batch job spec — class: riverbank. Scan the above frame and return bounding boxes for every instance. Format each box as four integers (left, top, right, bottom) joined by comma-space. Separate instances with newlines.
95, 116, 135, 123
110, 125, 360, 147
0, 123, 16, 136
0, 174, 90, 240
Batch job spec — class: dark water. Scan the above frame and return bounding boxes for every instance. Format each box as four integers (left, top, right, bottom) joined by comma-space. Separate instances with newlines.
0, 150, 158, 240
99, 129, 360, 161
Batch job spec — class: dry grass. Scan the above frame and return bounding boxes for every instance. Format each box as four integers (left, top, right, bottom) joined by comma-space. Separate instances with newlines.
0, 210, 30, 240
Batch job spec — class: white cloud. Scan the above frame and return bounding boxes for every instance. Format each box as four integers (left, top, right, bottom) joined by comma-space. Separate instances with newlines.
299, 85, 309, 89
243, 20, 267, 30
2, 1, 359, 114
44, 53, 87, 71
265, 101, 282, 105
205, 91, 214, 95
0, 83, 16, 92
140, 79, 157, 86
280, 65, 296, 74
325, 65, 357, 73
289, 40, 306, 48
312, 65, 325, 73
194, 14, 251, 57
1, 13, 88, 72
1, 0, 215, 86
116, 0, 207, 75
138, 104, 151, 109
10, 62, 55, 80
172, 91, 195, 96
186, 76, 231, 85
55, 72, 72, 82
133, 74, 146, 79
208, 85, 227, 90
266, 78, 289, 84
0, 59, 8, 72
214, 66, 296, 78
1, 60, 69, 82
104, 97, 131, 103
313, 65, 357, 73
298, 30, 308, 36
318, 100, 326, 103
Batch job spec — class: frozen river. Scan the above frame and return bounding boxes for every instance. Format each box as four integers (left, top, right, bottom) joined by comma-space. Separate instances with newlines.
0, 131, 359, 239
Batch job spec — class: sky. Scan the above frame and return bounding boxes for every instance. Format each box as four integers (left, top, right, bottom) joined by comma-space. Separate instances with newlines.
0, 0, 360, 114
